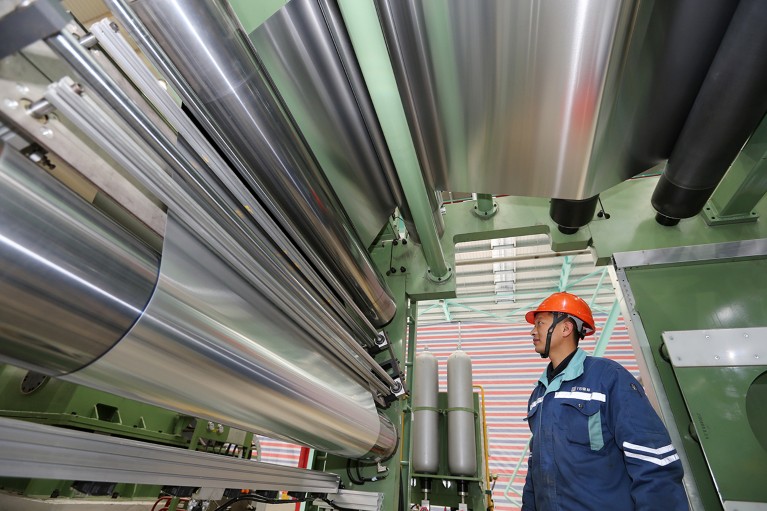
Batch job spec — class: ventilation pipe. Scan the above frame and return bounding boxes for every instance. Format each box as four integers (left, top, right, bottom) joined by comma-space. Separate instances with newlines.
652, 0, 767, 225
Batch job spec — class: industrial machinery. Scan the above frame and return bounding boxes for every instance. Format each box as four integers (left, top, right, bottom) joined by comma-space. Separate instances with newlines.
0, 0, 766, 510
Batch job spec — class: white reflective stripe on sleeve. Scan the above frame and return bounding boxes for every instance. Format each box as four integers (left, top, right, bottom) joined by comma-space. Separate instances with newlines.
624, 451, 680, 466
529, 396, 544, 411
553, 391, 606, 402
623, 442, 676, 455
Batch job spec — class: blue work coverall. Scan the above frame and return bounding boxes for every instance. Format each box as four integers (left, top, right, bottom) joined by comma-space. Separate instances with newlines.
522, 349, 688, 511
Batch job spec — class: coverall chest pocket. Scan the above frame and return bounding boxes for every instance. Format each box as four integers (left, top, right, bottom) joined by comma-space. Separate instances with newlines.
558, 399, 605, 452
525, 399, 541, 429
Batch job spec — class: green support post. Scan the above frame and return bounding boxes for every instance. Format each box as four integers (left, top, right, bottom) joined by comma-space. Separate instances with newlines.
703, 114, 767, 225
473, 193, 498, 218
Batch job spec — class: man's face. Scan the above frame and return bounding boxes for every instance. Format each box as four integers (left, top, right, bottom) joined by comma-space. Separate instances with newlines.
530, 311, 563, 357
530, 312, 556, 355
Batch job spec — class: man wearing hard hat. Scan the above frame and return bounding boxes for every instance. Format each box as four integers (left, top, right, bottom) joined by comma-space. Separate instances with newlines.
521, 292, 688, 510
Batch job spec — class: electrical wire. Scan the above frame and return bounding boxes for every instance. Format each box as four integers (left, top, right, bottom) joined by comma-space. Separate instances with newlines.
210, 493, 314, 511
319, 497, 361, 511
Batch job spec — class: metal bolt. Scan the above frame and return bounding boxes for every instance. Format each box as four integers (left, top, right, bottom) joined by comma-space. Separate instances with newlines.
744, 333, 749, 338
206, 421, 215, 432
714, 355, 720, 360
217, 424, 224, 434
756, 355, 760, 359
705, 335, 710, 339
110, 22, 119, 32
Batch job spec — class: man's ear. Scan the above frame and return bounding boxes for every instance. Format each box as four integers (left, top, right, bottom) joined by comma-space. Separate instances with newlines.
560, 319, 574, 338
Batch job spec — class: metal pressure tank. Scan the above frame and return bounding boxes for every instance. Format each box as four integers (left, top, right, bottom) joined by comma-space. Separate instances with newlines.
447, 349, 477, 477
412, 349, 439, 474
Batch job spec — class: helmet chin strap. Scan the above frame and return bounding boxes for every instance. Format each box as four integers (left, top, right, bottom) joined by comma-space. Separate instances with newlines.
540, 313, 568, 359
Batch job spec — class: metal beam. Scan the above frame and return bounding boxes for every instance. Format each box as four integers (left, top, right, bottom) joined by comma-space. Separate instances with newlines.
592, 298, 621, 357
557, 256, 574, 291
0, 417, 340, 493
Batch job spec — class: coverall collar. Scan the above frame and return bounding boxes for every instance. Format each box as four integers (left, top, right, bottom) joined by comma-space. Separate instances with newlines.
538, 348, 587, 393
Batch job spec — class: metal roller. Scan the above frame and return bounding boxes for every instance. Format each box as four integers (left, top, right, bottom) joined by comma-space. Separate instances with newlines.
447, 349, 477, 477
65, 212, 397, 461
0, 141, 159, 375
123, 0, 396, 328
0, 142, 396, 461
412, 350, 439, 474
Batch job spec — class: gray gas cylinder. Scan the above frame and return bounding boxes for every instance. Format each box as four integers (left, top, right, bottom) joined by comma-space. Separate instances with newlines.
447, 349, 477, 477
412, 350, 439, 473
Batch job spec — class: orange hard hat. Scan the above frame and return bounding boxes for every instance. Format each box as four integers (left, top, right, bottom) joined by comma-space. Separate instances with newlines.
525, 292, 596, 336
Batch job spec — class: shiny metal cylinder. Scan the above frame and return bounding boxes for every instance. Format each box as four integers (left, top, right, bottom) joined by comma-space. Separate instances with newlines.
0, 142, 159, 375
447, 349, 477, 477
128, 0, 396, 328
412, 350, 439, 474
65, 213, 397, 461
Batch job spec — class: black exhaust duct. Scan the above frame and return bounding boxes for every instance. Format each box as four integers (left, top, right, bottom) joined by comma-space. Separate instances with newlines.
652, 0, 767, 225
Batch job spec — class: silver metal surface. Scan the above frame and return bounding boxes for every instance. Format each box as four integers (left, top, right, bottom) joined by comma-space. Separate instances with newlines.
377, 0, 675, 199
66, 213, 397, 460
609, 265, 702, 509
250, 0, 397, 248
662, 328, 767, 368
447, 349, 477, 477
0, 141, 158, 375
0, 416, 340, 492
124, 0, 396, 328
315, 490, 384, 511
44, 33, 395, 396
612, 239, 767, 269
412, 350, 439, 474
88, 18, 382, 355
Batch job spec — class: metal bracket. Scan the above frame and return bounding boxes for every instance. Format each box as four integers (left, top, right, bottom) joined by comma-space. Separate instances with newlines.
701, 200, 759, 226
0, 0, 70, 60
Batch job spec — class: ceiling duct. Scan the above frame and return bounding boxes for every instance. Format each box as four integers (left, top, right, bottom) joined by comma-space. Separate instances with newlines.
375, 0, 724, 200
652, 0, 767, 225
122, 0, 396, 328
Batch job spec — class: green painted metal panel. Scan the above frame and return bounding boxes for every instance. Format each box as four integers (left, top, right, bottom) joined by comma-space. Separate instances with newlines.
674, 365, 767, 503
625, 257, 767, 510
227, 0, 289, 32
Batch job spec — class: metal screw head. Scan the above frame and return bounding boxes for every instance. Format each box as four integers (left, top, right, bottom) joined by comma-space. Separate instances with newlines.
714, 355, 720, 360
206, 421, 215, 432
40, 127, 53, 138
744, 333, 749, 338
217, 424, 224, 434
